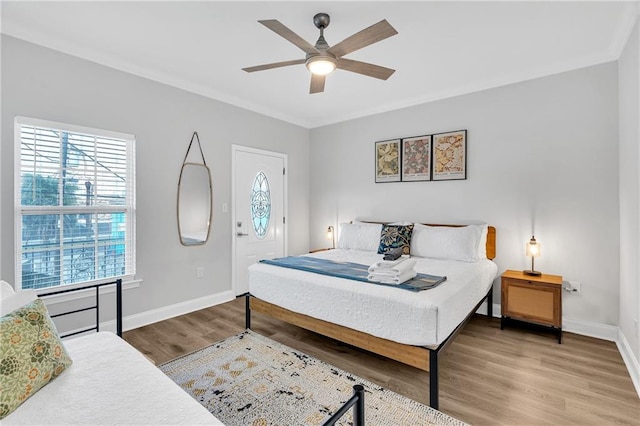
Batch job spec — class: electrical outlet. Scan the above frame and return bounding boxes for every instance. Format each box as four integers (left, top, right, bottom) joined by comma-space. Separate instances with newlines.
568, 280, 581, 293
196, 267, 204, 279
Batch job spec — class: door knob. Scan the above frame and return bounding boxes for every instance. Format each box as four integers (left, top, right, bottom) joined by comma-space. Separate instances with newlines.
237, 232, 249, 237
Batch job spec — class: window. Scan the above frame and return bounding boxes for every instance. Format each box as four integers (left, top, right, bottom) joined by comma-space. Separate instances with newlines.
15, 117, 136, 291
250, 171, 271, 239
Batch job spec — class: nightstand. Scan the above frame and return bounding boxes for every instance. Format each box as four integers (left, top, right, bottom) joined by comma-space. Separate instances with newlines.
501, 269, 563, 343
309, 248, 332, 253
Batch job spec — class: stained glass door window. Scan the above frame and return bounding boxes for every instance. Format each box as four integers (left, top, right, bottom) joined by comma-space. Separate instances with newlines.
250, 171, 271, 238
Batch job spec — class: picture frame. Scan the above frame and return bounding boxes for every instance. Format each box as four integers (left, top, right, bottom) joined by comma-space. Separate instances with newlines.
432, 130, 467, 181
375, 139, 401, 183
401, 135, 432, 182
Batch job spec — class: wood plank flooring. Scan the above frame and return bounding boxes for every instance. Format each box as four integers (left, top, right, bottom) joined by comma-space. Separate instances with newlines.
124, 297, 640, 425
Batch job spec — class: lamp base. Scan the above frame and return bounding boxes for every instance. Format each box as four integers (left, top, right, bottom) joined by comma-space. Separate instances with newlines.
523, 269, 542, 276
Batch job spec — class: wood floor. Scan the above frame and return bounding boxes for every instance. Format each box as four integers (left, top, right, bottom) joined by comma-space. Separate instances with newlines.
124, 297, 640, 425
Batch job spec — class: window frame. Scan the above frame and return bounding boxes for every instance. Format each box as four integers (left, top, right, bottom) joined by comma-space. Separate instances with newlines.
14, 116, 136, 292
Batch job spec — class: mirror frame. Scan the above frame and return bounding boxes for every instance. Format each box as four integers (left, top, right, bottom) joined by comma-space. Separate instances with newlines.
177, 132, 213, 246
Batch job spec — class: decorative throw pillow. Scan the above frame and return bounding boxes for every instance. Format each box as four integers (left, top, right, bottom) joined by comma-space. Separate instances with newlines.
378, 224, 414, 255
0, 298, 73, 419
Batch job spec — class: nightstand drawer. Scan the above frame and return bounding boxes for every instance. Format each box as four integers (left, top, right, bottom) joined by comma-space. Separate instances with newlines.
503, 279, 557, 325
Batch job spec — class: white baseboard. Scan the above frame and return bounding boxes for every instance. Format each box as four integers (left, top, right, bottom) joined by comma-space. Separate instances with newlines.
617, 329, 640, 398
474, 303, 501, 318
476, 302, 620, 342
562, 318, 619, 341
122, 290, 236, 331
87, 290, 235, 336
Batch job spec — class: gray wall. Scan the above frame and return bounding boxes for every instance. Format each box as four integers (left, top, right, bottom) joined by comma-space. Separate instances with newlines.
618, 18, 639, 362
1, 36, 310, 318
309, 62, 620, 327
0, 31, 632, 340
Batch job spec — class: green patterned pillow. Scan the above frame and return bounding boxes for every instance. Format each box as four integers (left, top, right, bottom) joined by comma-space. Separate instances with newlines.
378, 224, 414, 255
0, 298, 73, 419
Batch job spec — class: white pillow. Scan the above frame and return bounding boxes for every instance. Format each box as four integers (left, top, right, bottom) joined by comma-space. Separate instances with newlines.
411, 224, 483, 262
337, 222, 383, 252
0, 280, 15, 300
477, 224, 489, 259
0, 286, 38, 316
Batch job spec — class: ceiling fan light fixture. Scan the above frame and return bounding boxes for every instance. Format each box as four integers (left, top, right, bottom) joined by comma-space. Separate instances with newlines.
306, 56, 336, 75
244, 13, 397, 93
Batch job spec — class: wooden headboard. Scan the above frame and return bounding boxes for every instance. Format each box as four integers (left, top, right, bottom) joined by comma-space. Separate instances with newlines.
360, 221, 496, 260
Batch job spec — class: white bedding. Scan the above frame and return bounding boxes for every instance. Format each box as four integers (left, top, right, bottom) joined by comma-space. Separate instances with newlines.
4, 332, 223, 425
249, 249, 497, 347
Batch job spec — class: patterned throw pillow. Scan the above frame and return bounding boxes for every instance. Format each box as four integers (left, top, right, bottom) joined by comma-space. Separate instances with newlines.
377, 224, 414, 255
0, 298, 73, 419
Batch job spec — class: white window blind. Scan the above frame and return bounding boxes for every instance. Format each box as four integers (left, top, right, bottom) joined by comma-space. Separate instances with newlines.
15, 117, 136, 291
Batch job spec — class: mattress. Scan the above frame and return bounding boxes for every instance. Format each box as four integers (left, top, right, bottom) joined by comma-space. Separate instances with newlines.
4, 332, 223, 425
249, 249, 498, 347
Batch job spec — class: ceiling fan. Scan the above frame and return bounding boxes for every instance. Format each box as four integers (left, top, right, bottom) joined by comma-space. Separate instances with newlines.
242, 13, 398, 94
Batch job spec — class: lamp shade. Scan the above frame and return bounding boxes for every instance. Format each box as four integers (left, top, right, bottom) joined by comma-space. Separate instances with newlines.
326, 225, 335, 249
326, 226, 334, 240
524, 235, 542, 276
526, 236, 541, 257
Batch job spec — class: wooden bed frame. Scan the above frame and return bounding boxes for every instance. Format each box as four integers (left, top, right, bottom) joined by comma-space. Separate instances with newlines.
246, 224, 496, 410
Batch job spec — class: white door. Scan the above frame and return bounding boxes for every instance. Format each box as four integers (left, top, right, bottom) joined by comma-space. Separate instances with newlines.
232, 146, 286, 295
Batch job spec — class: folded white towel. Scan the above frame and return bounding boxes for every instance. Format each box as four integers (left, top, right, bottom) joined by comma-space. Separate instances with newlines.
367, 255, 410, 273
368, 269, 417, 285
368, 258, 417, 276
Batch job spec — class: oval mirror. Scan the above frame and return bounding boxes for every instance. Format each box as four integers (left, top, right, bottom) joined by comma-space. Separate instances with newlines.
177, 132, 212, 246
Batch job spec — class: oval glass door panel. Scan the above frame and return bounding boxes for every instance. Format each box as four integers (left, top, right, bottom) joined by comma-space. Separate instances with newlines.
250, 171, 271, 239
177, 163, 212, 245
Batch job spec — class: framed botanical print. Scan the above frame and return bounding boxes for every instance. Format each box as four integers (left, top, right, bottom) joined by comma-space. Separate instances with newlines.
432, 130, 467, 181
401, 135, 432, 181
375, 139, 401, 183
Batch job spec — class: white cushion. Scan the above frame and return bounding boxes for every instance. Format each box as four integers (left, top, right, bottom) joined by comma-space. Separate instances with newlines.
337, 222, 383, 252
411, 224, 483, 262
0, 289, 38, 316
0, 280, 15, 300
477, 224, 489, 259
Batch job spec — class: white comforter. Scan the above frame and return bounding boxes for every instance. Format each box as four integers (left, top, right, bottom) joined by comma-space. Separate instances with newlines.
4, 332, 223, 425
249, 249, 497, 347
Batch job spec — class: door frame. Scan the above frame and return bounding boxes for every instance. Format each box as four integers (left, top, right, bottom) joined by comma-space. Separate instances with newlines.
231, 144, 288, 296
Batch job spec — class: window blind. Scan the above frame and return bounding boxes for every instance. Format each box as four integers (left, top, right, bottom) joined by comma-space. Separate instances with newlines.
15, 117, 136, 291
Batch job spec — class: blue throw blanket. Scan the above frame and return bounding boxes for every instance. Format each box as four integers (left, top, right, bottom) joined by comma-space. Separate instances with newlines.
259, 256, 446, 292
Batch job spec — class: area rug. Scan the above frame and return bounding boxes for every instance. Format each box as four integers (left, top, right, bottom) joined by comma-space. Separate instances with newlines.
159, 330, 467, 426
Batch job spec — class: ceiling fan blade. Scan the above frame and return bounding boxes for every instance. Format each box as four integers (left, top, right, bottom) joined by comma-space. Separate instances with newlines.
337, 58, 395, 80
309, 74, 326, 94
259, 19, 319, 55
327, 19, 397, 58
242, 59, 306, 73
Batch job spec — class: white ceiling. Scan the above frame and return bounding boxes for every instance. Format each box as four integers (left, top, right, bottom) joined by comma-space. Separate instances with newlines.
2, 1, 638, 128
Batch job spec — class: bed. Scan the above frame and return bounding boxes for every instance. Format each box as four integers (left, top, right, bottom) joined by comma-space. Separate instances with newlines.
1, 279, 368, 425
0, 279, 223, 425
246, 222, 497, 409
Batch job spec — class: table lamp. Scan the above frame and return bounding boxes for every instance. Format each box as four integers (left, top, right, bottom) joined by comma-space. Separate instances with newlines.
326, 226, 335, 249
524, 235, 541, 276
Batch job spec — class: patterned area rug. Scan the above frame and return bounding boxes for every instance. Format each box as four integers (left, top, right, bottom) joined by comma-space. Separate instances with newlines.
159, 330, 467, 426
